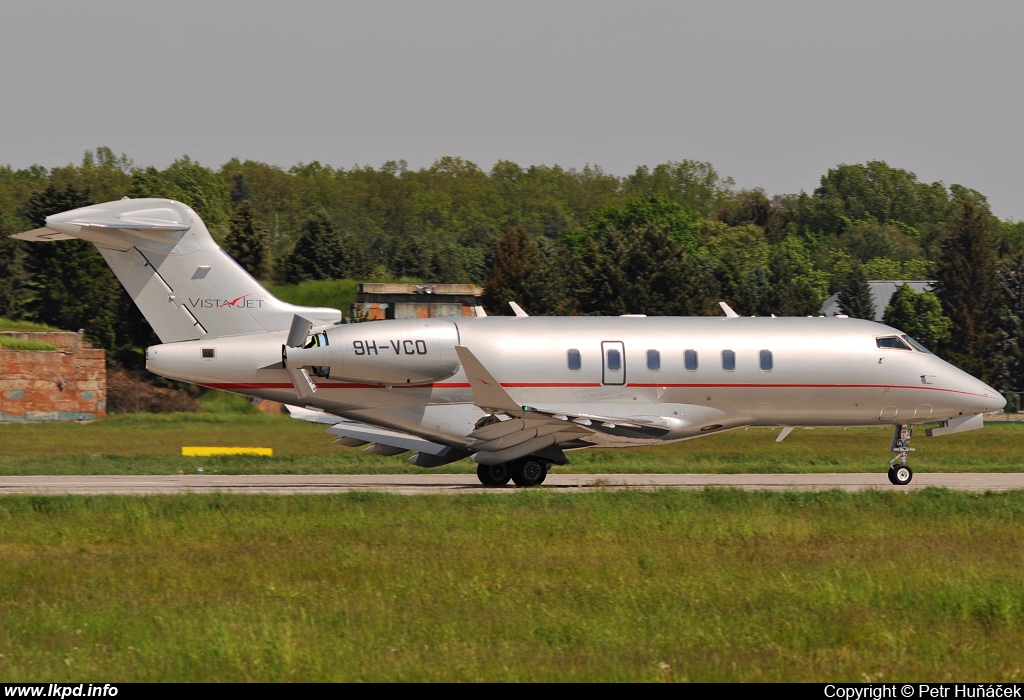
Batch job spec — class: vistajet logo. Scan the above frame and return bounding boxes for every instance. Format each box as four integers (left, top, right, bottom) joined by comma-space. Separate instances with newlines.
188, 294, 265, 309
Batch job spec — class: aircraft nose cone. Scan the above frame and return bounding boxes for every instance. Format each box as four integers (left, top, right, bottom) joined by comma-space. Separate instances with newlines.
990, 389, 1007, 413
971, 378, 1005, 413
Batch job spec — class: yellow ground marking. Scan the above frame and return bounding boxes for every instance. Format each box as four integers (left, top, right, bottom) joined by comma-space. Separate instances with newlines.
181, 447, 273, 457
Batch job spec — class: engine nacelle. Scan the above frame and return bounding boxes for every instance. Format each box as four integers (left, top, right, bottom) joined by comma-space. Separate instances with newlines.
282, 318, 461, 386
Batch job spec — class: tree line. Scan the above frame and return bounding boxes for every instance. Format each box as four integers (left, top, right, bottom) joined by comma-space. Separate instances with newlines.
0, 148, 1021, 391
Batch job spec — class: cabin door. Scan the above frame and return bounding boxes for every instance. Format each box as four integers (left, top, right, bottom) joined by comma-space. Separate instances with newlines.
601, 341, 626, 385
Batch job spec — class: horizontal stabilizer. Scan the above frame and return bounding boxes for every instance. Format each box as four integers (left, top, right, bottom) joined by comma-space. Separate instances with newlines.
11, 227, 75, 242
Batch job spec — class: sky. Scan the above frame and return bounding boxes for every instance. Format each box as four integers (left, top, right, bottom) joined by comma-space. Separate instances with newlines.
2, 1, 1023, 218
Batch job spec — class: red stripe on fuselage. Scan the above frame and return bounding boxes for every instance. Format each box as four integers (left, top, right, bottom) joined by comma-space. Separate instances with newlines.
198, 381, 986, 398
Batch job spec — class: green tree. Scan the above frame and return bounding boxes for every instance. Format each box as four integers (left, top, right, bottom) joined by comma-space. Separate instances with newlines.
933, 201, 1005, 385
19, 184, 122, 349
283, 211, 367, 283
882, 284, 952, 351
807, 161, 952, 239
223, 201, 270, 279
0, 211, 29, 319
391, 236, 435, 280
763, 250, 821, 317
625, 160, 735, 218
128, 156, 232, 240
997, 252, 1024, 390
575, 223, 714, 317
836, 265, 875, 319
482, 227, 562, 315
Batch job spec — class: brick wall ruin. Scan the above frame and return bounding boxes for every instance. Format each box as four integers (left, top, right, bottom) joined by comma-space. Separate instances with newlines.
0, 332, 106, 422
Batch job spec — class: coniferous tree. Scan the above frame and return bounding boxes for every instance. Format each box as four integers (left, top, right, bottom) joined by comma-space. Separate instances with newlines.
836, 264, 875, 319
337, 231, 371, 280
482, 227, 562, 315
284, 211, 345, 283
735, 265, 770, 316
229, 172, 253, 205
882, 284, 952, 351
224, 200, 270, 279
620, 223, 714, 316
997, 251, 1024, 391
933, 201, 1005, 385
0, 212, 30, 320
20, 184, 125, 349
763, 250, 821, 316
576, 227, 630, 316
391, 237, 436, 280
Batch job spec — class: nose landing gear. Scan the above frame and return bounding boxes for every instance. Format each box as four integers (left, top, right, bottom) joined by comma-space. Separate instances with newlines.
887, 425, 914, 485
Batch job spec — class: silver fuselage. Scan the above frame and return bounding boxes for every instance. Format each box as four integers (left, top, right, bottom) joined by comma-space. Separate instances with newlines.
146, 315, 1003, 448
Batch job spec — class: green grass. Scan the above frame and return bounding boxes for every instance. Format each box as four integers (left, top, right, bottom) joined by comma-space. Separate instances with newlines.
0, 489, 1022, 681
0, 336, 58, 351
266, 279, 358, 311
266, 276, 426, 313
0, 414, 1020, 475
195, 390, 259, 414
0, 318, 59, 332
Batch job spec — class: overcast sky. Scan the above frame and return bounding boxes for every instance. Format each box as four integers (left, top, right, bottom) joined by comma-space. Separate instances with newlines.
2, 1, 1023, 218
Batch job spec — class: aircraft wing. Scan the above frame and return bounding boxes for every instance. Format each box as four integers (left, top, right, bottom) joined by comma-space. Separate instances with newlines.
285, 405, 468, 466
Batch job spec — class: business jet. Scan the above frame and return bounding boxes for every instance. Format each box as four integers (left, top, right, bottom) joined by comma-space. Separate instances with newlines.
14, 198, 1006, 486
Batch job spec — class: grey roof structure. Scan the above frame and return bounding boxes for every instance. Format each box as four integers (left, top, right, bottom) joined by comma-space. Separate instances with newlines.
819, 281, 935, 321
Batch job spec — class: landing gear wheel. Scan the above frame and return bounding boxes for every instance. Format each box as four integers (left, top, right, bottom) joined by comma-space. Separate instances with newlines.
511, 458, 548, 487
477, 463, 511, 487
888, 465, 913, 485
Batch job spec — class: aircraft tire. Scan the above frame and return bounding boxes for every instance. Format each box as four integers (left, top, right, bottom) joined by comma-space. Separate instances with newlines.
511, 458, 548, 487
888, 465, 913, 485
477, 463, 512, 487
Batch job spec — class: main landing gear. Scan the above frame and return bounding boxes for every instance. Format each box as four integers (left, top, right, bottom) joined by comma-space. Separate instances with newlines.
888, 425, 914, 485
477, 457, 550, 487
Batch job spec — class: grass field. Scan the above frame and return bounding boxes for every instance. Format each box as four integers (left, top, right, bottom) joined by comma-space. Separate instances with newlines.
0, 413, 1021, 475
0, 489, 1022, 682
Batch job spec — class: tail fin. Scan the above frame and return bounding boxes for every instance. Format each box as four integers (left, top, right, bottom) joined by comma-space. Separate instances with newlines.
12, 198, 341, 341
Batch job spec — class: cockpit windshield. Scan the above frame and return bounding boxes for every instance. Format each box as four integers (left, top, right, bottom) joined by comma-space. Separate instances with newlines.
902, 334, 932, 354
876, 336, 911, 350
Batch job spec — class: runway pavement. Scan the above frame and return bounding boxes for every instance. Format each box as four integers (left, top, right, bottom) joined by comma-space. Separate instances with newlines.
0, 472, 1022, 495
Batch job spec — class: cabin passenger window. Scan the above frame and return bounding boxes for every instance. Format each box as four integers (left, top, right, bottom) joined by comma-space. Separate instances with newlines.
684, 349, 698, 371
722, 349, 736, 371
647, 349, 660, 371
567, 349, 581, 371
201, 348, 216, 359
759, 350, 773, 371
876, 336, 911, 350
607, 349, 621, 371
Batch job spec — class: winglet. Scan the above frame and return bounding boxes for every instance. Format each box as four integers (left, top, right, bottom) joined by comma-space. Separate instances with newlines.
719, 301, 739, 318
508, 301, 529, 317
455, 345, 522, 414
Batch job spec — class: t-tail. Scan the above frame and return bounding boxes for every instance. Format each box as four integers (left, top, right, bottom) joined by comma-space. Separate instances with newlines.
12, 198, 341, 340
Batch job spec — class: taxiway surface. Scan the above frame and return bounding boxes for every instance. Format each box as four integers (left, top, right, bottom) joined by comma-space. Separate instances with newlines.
0, 473, 1022, 495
